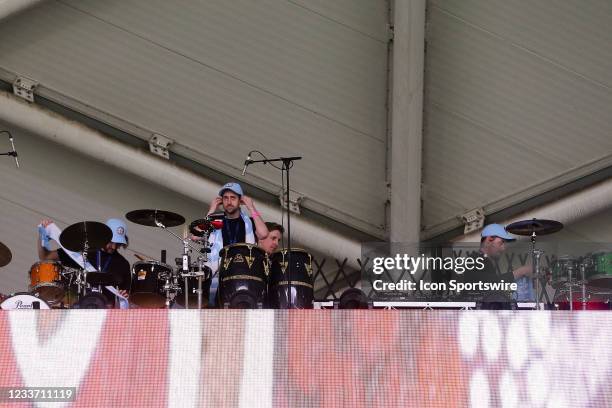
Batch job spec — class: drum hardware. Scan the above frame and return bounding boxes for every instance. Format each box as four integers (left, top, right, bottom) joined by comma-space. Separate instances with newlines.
548, 255, 606, 311
58, 221, 115, 298
178, 263, 210, 309
505, 219, 564, 236
554, 285, 612, 311
0, 240, 12, 267
59, 221, 112, 253
125, 209, 185, 228
126, 209, 211, 309
507, 218, 564, 310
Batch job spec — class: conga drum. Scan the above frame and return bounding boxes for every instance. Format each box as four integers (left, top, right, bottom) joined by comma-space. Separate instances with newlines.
218, 244, 268, 308
268, 249, 314, 309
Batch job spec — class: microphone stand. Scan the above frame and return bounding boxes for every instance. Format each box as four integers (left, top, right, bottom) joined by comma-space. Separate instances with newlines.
247, 156, 301, 308
1, 130, 19, 168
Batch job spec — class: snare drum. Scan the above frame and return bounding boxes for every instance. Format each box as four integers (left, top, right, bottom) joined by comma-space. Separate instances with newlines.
29, 261, 65, 304
268, 249, 314, 309
1, 293, 50, 310
130, 261, 173, 308
586, 252, 612, 289
218, 243, 268, 308
550, 256, 579, 288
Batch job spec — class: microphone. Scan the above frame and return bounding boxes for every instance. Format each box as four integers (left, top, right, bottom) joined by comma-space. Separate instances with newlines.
8, 135, 18, 168
241, 153, 252, 176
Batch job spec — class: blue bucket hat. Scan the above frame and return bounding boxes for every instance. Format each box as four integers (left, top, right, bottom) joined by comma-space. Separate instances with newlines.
219, 182, 243, 197
106, 218, 128, 245
481, 224, 515, 241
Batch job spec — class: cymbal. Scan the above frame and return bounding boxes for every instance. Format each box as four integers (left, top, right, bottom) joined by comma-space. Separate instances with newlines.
506, 219, 564, 236
126, 209, 185, 228
60, 221, 112, 252
0, 241, 12, 267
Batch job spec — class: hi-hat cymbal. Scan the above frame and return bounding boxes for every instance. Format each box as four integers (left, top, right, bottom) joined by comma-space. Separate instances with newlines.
60, 221, 113, 252
506, 219, 564, 236
126, 209, 185, 228
0, 241, 12, 267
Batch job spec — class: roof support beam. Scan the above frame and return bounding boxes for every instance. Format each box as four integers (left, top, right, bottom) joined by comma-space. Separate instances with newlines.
389, 0, 425, 244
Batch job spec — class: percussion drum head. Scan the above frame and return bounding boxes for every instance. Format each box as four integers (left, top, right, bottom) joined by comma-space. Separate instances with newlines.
1, 293, 50, 310
130, 261, 173, 308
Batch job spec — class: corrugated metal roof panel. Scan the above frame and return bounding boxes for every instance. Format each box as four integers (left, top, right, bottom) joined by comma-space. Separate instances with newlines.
0, 0, 389, 234
289, 0, 389, 41
423, 1, 612, 233
429, 0, 612, 87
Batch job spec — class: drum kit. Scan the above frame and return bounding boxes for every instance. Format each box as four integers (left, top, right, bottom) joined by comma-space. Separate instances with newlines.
122, 208, 315, 309
506, 218, 612, 310
0, 208, 315, 309
125, 208, 210, 308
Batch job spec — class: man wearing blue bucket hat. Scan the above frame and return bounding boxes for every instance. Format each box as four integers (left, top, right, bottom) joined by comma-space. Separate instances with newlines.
37, 217, 132, 304
206, 182, 269, 246
205, 182, 270, 306
458, 223, 533, 308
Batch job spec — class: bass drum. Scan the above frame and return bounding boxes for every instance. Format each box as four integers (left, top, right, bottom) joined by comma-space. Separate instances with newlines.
1, 293, 50, 310
176, 264, 212, 308
130, 261, 173, 308
268, 249, 314, 309
218, 244, 268, 308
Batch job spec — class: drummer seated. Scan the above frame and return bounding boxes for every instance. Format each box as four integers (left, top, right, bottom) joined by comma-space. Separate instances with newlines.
258, 222, 284, 255
37, 218, 131, 302
459, 224, 532, 307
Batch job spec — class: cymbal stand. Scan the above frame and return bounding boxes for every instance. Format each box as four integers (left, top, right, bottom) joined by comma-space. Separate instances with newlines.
567, 261, 574, 311
79, 239, 91, 297
193, 255, 206, 309
580, 262, 587, 311
181, 228, 211, 309
154, 219, 200, 308
531, 232, 545, 310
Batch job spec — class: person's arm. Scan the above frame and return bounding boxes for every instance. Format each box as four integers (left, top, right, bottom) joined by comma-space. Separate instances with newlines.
512, 264, 532, 279
240, 195, 269, 240
37, 219, 59, 261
